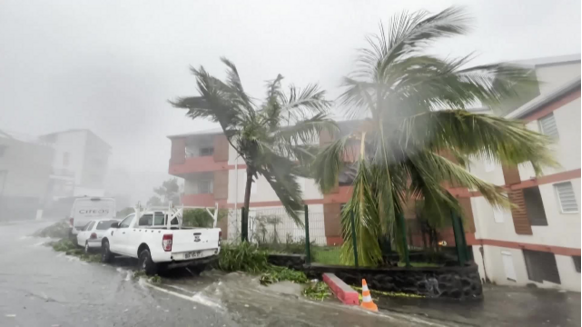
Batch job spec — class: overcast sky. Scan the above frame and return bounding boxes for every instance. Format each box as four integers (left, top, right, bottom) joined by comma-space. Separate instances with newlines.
1, 0, 580, 174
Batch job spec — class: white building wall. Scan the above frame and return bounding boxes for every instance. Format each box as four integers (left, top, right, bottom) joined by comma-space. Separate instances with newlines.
469, 60, 581, 292
51, 131, 87, 185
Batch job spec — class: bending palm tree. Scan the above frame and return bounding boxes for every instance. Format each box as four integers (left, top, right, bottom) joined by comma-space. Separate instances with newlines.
313, 7, 556, 266
172, 59, 337, 240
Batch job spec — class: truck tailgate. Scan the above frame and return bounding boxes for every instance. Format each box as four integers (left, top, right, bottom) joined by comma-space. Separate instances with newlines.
171, 228, 220, 254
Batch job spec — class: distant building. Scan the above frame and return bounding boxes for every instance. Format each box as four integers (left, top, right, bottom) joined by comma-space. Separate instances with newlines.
40, 129, 111, 200
0, 130, 53, 221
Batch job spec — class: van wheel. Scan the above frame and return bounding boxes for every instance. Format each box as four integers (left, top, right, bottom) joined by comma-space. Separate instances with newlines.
101, 240, 114, 263
138, 249, 157, 276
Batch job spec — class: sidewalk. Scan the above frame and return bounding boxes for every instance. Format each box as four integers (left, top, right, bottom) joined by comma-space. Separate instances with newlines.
375, 284, 580, 327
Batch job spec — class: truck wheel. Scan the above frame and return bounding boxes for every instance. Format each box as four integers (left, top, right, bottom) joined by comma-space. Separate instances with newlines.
138, 249, 158, 276
101, 240, 114, 263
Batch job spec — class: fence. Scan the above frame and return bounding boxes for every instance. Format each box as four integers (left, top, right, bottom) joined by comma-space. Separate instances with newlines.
222, 205, 470, 268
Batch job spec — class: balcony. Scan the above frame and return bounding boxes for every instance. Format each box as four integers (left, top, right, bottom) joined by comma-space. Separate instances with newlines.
169, 156, 230, 175
181, 193, 216, 207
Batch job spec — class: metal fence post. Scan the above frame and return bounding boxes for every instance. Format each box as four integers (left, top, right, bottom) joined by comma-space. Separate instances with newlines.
350, 210, 359, 267
304, 204, 311, 265
241, 207, 248, 242
451, 210, 466, 266
398, 212, 410, 267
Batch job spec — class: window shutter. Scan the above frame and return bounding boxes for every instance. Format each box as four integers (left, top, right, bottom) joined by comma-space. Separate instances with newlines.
555, 182, 578, 213
538, 113, 559, 139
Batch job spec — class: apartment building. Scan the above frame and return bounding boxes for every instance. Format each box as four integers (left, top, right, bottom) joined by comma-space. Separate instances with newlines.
41, 129, 111, 200
0, 130, 54, 221
167, 127, 356, 245
468, 55, 581, 291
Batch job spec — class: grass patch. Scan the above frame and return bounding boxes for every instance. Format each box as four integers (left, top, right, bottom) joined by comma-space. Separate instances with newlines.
218, 242, 270, 273
352, 286, 425, 299
49, 238, 101, 262
303, 282, 331, 301
312, 246, 344, 266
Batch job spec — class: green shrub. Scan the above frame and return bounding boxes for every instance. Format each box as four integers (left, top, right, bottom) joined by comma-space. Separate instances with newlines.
303, 282, 331, 301
260, 266, 308, 285
49, 238, 101, 262
218, 242, 270, 273
34, 220, 70, 239
183, 208, 228, 228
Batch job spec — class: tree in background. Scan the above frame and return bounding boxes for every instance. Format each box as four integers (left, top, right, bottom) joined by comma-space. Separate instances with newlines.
147, 178, 181, 206
313, 7, 556, 266
171, 59, 337, 240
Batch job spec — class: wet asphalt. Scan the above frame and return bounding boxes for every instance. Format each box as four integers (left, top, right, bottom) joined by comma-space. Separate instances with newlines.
0, 220, 234, 327
1, 220, 445, 327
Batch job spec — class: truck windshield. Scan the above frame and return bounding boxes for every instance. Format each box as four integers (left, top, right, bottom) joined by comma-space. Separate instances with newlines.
96, 220, 117, 230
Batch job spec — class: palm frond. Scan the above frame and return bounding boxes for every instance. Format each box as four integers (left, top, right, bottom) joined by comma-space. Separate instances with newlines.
312, 135, 351, 193
399, 110, 558, 174
272, 112, 339, 146
279, 84, 332, 122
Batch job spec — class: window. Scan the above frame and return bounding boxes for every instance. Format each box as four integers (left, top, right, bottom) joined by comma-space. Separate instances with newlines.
96, 220, 117, 230
538, 113, 559, 139
523, 187, 547, 226
199, 147, 214, 156
153, 212, 165, 226
523, 250, 561, 284
501, 251, 517, 281
85, 221, 95, 231
484, 157, 495, 172
119, 214, 134, 228
493, 207, 505, 223
139, 214, 153, 226
63, 152, 70, 167
572, 256, 581, 273
554, 182, 578, 213
198, 180, 213, 194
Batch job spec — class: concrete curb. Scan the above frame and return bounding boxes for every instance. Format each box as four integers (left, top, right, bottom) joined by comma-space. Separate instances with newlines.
322, 273, 359, 305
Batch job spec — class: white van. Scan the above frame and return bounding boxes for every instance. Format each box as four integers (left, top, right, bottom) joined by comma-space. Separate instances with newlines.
69, 197, 116, 236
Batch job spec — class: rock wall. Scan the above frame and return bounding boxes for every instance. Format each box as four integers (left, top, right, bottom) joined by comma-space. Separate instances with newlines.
304, 264, 483, 301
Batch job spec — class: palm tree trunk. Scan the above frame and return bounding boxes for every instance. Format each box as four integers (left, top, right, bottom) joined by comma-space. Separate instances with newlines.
241, 168, 254, 242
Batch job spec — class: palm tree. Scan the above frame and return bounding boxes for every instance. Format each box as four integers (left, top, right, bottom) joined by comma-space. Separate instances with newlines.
171, 58, 337, 241
313, 7, 556, 266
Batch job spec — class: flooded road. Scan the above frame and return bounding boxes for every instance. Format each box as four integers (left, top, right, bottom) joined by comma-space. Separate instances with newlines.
0, 220, 452, 327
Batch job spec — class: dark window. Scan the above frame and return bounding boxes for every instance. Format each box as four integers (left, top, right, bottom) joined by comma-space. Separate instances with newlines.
197, 180, 213, 194
139, 214, 153, 226
523, 187, 547, 226
523, 250, 561, 284
338, 164, 356, 186
153, 212, 165, 226
573, 256, 581, 273
96, 220, 117, 230
199, 147, 214, 156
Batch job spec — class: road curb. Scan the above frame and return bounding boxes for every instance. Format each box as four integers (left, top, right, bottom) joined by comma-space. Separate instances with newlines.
322, 273, 359, 305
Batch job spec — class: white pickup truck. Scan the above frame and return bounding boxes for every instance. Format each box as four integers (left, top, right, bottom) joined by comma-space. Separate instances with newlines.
100, 206, 222, 275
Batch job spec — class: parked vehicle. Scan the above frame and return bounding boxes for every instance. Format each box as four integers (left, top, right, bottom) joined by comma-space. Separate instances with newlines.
101, 206, 221, 275
68, 197, 117, 236
76, 219, 120, 253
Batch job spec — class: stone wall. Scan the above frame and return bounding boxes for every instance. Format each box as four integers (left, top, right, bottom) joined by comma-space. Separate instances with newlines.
267, 254, 305, 270
267, 253, 483, 301
304, 264, 483, 301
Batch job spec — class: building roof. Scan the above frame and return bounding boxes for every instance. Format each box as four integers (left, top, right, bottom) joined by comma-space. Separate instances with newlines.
509, 53, 581, 68
0, 129, 49, 145
167, 127, 224, 139
40, 129, 111, 149
506, 76, 581, 119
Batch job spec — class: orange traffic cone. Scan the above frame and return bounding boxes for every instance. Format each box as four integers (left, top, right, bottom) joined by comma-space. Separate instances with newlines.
360, 279, 378, 312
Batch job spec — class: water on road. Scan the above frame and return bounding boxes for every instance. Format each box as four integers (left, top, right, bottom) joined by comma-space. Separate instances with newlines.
0, 220, 449, 327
